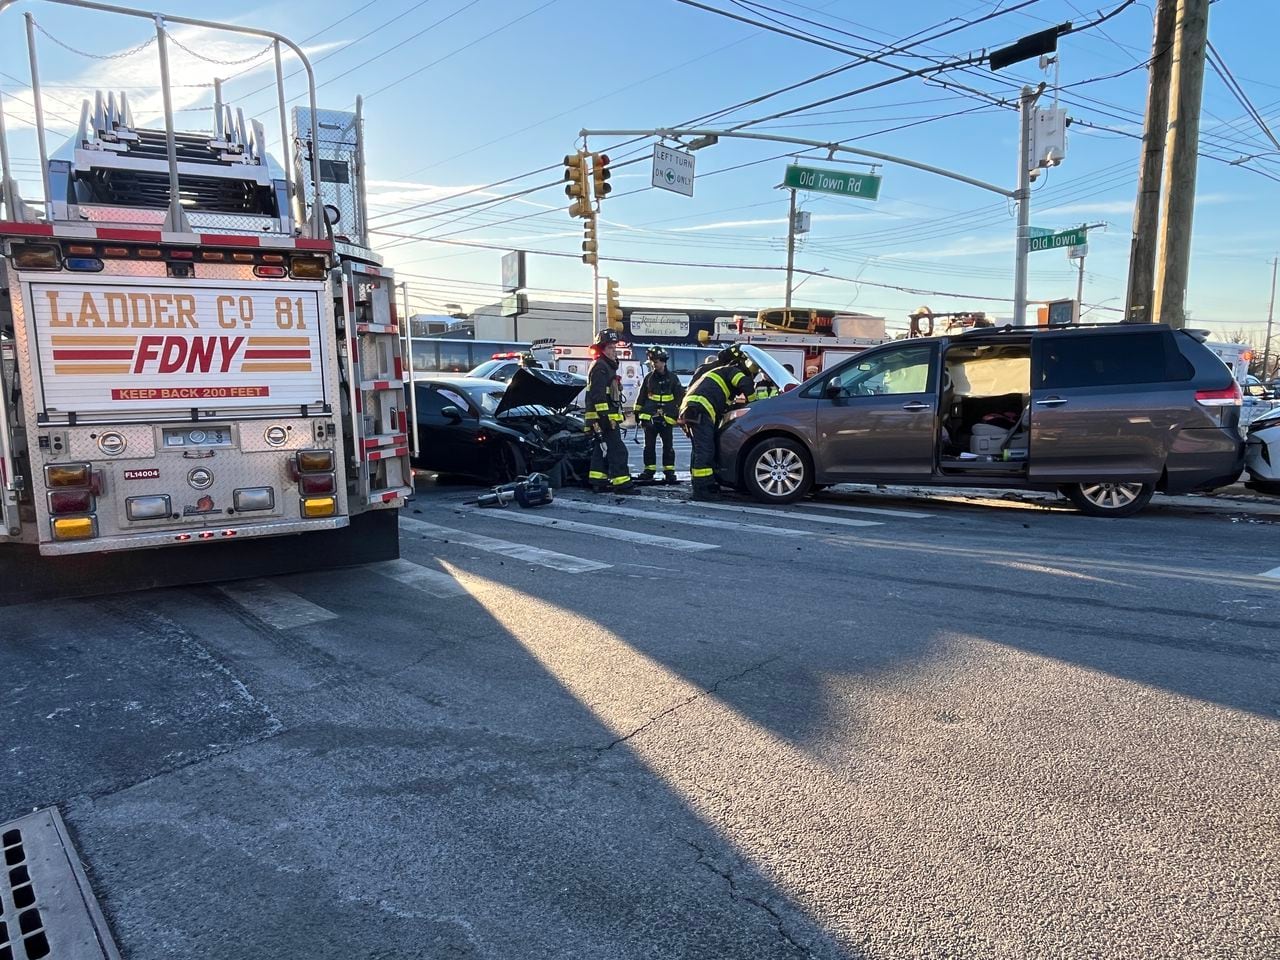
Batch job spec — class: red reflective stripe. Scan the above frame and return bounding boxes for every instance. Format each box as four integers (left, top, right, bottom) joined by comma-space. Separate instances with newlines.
242, 349, 310, 359
94, 227, 163, 242
394, 355, 404, 379
52, 349, 133, 360
0, 222, 54, 236
201, 234, 260, 247
294, 237, 332, 250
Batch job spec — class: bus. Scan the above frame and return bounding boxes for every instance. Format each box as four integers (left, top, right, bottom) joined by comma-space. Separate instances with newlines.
410, 338, 529, 375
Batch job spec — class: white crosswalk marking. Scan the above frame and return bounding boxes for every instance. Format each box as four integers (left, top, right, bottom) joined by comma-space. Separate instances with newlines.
367, 559, 469, 598
1260, 565, 1280, 580
219, 579, 338, 629
689, 500, 882, 528
472, 508, 716, 552
399, 516, 610, 573
554, 498, 812, 537
805, 499, 933, 520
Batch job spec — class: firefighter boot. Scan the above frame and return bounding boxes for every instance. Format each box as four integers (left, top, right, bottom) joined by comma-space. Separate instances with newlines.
664, 471, 679, 485
690, 481, 721, 502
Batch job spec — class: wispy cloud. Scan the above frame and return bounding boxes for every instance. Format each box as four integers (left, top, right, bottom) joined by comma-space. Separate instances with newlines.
2, 30, 340, 134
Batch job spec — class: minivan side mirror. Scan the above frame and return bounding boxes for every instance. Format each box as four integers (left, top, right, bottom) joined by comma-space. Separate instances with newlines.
440, 405, 463, 422
823, 382, 844, 399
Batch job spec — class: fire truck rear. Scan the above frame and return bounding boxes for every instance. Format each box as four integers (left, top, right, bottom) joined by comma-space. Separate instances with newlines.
0, 2, 413, 574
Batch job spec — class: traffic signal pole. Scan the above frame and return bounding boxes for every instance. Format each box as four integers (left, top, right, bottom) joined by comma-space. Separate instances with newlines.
592, 233, 600, 334
579, 126, 1019, 317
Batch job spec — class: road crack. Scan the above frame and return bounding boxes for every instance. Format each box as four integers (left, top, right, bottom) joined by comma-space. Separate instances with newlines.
680, 836, 812, 957
597, 655, 780, 753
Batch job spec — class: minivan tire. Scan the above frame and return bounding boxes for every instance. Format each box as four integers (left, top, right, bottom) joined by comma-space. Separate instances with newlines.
743, 437, 812, 504
1063, 481, 1154, 518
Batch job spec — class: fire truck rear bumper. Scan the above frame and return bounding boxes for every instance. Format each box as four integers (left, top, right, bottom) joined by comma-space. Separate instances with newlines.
37, 516, 348, 556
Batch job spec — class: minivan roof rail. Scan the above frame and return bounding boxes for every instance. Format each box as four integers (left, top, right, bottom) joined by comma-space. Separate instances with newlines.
959, 321, 1172, 336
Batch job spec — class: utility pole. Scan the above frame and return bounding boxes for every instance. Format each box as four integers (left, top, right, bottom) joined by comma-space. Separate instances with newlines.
1124, 0, 1176, 323
1264, 256, 1277, 381
784, 188, 797, 311
1152, 0, 1210, 329
1013, 86, 1040, 326
1075, 253, 1086, 310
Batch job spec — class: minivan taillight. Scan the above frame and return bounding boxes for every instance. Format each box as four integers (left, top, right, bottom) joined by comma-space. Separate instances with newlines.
1195, 385, 1242, 407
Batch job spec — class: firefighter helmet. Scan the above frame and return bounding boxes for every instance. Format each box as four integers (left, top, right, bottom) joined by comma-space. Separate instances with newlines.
647, 346, 669, 362
723, 343, 758, 375
594, 329, 622, 346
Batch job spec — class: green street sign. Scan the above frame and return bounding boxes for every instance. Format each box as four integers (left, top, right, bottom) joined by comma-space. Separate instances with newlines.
783, 164, 881, 201
1029, 227, 1087, 252
1028, 226, 1054, 238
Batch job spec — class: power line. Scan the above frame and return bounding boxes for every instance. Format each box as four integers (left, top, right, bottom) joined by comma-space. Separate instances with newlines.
363, 0, 562, 101
1206, 41, 1280, 152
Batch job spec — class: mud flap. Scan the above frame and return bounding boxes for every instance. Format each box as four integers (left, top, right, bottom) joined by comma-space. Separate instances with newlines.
0, 509, 400, 606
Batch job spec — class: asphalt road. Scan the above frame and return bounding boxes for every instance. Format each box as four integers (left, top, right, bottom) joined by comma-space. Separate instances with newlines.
3, 478, 1279, 959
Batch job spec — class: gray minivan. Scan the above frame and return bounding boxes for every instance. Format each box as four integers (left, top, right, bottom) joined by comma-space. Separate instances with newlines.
716, 324, 1245, 517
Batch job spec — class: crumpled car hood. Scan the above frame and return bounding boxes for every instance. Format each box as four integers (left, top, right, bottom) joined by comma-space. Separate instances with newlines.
492, 366, 586, 416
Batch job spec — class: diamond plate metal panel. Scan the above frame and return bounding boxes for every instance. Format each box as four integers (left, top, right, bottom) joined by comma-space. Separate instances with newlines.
292, 107, 368, 249
7, 261, 352, 553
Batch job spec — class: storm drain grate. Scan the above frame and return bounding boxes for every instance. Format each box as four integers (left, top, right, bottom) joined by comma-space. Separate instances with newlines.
0, 808, 119, 960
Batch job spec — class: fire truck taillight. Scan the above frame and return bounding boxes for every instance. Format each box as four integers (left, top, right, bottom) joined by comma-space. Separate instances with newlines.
294, 449, 334, 473
45, 463, 91, 487
137, 248, 163, 259
201, 251, 225, 262
253, 265, 286, 278
289, 256, 326, 280
13, 244, 60, 270
300, 496, 336, 518
48, 490, 92, 514
170, 249, 194, 260
299, 473, 335, 495
52, 516, 96, 541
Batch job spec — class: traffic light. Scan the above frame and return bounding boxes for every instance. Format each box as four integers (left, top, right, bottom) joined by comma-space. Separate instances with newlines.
604, 278, 622, 331
591, 153, 612, 201
581, 217, 598, 266
563, 151, 589, 218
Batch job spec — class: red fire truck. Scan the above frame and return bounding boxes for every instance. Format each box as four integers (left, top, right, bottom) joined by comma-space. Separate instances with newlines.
0, 2, 413, 596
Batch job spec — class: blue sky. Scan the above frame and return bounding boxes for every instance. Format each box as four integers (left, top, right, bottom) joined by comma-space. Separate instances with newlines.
1, 0, 1277, 337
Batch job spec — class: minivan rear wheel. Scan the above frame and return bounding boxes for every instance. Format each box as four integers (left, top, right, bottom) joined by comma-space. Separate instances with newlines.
1063, 481, 1153, 518
743, 438, 812, 504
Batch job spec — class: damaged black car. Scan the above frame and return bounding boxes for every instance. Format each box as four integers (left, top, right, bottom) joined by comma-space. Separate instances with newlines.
411, 368, 593, 486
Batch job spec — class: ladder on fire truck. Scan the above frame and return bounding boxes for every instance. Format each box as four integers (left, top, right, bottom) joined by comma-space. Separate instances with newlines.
338, 262, 414, 506
0, 333, 18, 538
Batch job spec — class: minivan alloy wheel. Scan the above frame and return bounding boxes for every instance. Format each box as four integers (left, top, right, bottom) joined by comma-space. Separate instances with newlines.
1078, 481, 1144, 510
755, 446, 805, 497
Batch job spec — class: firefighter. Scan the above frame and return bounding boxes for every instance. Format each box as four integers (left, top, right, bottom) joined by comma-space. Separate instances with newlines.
584, 329, 636, 494
749, 374, 779, 403
633, 346, 684, 484
679, 345, 758, 501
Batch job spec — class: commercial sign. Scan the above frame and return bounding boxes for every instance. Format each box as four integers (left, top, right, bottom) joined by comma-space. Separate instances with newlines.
501, 250, 526, 293
629, 312, 690, 338
783, 164, 881, 201
30, 281, 326, 413
652, 145, 695, 197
